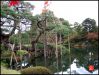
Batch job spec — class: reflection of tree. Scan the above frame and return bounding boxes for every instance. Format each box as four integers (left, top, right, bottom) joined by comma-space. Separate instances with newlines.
70, 42, 98, 71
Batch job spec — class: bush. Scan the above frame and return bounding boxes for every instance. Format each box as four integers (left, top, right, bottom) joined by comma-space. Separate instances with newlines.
1, 44, 6, 52
37, 43, 44, 49
1, 62, 9, 68
1, 50, 11, 58
16, 50, 28, 56
21, 66, 52, 74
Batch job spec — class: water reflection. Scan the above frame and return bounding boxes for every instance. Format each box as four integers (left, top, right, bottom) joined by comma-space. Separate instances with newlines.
55, 59, 98, 74
18, 45, 98, 74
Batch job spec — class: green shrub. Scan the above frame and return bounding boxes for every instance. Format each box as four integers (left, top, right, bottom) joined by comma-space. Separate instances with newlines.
16, 50, 28, 56
1, 50, 11, 58
21, 66, 52, 74
37, 43, 44, 49
1, 62, 9, 68
1, 44, 6, 51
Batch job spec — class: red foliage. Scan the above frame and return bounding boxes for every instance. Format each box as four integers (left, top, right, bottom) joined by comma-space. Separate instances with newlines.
8, 0, 20, 7
15, 56, 23, 62
44, 1, 48, 5
44, 0, 50, 8
86, 32, 98, 40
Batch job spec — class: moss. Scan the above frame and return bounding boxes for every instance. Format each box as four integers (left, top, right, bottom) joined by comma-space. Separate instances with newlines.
21, 66, 52, 74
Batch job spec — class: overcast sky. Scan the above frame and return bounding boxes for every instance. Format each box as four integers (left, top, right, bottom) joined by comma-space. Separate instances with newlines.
25, 1, 98, 25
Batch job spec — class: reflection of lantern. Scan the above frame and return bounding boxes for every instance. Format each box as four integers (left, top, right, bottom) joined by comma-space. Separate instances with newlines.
89, 65, 94, 71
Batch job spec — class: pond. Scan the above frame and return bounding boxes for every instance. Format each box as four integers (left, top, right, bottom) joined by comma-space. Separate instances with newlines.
54, 59, 98, 74
14, 47, 98, 74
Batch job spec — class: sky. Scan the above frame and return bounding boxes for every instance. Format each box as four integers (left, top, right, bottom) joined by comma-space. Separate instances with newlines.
25, 1, 98, 25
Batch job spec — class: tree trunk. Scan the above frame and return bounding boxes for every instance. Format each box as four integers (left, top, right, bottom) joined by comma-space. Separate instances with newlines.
55, 33, 59, 72
60, 33, 63, 73
31, 31, 44, 66
68, 31, 71, 74
44, 16, 47, 67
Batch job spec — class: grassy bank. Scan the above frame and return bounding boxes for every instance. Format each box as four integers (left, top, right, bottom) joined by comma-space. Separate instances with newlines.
1, 66, 21, 74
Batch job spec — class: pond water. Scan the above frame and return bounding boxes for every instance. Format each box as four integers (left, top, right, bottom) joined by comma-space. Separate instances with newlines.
54, 59, 98, 74
20, 58, 98, 74
19, 47, 98, 74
